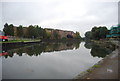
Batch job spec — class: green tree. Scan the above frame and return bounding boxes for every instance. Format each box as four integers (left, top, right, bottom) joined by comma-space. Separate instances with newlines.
46, 31, 51, 39
28, 25, 37, 38
85, 31, 92, 39
17, 25, 23, 37
86, 26, 109, 40
9, 24, 14, 36
3, 23, 9, 36
53, 30, 60, 39
75, 32, 81, 39
99, 26, 108, 39
3, 23, 14, 36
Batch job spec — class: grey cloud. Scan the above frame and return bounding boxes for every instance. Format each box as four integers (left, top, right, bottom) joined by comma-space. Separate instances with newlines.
1, 0, 118, 37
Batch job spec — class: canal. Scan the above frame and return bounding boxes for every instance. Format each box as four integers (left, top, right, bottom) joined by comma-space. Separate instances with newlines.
1, 41, 115, 79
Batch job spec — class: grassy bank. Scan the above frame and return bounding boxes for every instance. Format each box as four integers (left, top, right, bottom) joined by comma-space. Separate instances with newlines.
0, 39, 41, 43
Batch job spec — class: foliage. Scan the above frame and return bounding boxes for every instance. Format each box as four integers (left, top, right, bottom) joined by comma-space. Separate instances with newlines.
75, 32, 81, 39
3, 23, 82, 40
92, 65, 100, 68
45, 31, 51, 39
3, 23, 14, 36
87, 69, 92, 73
85, 31, 92, 39
17, 25, 23, 37
85, 26, 109, 40
53, 30, 60, 39
62, 37, 67, 40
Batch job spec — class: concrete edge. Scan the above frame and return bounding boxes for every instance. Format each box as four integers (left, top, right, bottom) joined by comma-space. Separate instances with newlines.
73, 48, 118, 79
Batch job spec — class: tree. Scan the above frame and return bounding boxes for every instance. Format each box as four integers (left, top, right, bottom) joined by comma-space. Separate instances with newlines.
75, 32, 81, 39
85, 31, 92, 39
91, 26, 108, 40
99, 27, 108, 39
3, 23, 9, 36
17, 25, 23, 37
53, 30, 60, 39
9, 24, 14, 36
28, 25, 36, 38
46, 31, 51, 39
3, 23, 14, 36
85, 26, 109, 40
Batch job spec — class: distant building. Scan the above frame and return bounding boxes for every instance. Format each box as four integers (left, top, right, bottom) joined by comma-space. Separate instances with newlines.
45, 28, 75, 39
106, 24, 120, 38
7, 25, 77, 40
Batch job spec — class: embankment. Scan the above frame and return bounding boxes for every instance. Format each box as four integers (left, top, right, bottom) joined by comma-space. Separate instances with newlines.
74, 40, 119, 79
2, 41, 41, 50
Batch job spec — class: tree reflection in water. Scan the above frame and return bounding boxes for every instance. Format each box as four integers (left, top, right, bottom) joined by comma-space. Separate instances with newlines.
2, 42, 81, 58
84, 41, 116, 58
2, 41, 115, 58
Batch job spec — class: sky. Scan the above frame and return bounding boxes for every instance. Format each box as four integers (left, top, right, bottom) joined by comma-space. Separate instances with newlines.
0, 0, 119, 37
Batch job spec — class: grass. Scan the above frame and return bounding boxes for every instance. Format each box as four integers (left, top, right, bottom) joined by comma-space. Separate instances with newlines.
86, 65, 100, 73
0, 39, 41, 43
87, 69, 92, 73
92, 65, 100, 68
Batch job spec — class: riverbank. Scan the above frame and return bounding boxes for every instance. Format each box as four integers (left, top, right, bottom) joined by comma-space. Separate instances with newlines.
41, 39, 81, 43
74, 41, 119, 79
1, 40, 42, 48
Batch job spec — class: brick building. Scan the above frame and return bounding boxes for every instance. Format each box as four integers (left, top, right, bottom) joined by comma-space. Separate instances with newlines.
45, 28, 75, 39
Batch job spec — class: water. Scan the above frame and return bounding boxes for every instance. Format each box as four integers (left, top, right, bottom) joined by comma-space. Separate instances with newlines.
1, 42, 115, 79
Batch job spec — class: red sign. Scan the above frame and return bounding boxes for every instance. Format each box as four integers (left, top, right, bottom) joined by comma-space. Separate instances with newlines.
0, 52, 8, 56
0, 35, 8, 39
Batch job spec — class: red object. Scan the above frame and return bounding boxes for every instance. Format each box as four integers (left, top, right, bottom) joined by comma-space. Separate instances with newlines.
0, 35, 8, 39
0, 52, 8, 56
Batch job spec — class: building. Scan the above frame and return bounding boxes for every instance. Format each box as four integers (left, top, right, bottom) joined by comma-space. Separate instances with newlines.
106, 24, 120, 38
45, 28, 75, 39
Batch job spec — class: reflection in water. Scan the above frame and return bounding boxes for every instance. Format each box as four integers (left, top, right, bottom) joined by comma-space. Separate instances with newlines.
84, 41, 116, 58
1, 41, 116, 58
2, 42, 80, 58
2, 41, 115, 79
3, 42, 103, 79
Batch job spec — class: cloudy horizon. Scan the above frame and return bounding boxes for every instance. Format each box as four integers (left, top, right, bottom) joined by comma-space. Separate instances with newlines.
0, 0, 119, 37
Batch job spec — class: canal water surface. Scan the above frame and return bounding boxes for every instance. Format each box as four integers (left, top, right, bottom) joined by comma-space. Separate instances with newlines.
1, 42, 114, 79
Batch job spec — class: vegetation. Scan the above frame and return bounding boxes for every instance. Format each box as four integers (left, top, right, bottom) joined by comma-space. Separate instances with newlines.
87, 69, 92, 73
3, 23, 81, 40
17, 25, 23, 37
92, 65, 100, 68
85, 26, 109, 40
84, 41, 116, 58
3, 23, 49, 39
0, 39, 40, 43
75, 32, 81, 39
3, 23, 14, 36
2, 42, 81, 58
53, 30, 60, 39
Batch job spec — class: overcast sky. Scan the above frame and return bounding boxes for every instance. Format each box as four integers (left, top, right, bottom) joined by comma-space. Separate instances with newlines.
0, 0, 119, 37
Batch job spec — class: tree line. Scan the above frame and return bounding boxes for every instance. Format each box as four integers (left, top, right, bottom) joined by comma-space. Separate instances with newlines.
85, 26, 109, 40
3, 23, 81, 40
3, 23, 47, 39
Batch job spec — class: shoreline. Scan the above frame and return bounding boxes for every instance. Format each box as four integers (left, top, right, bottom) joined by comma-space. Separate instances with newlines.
1, 41, 42, 50
1, 39, 81, 47
74, 42, 119, 79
